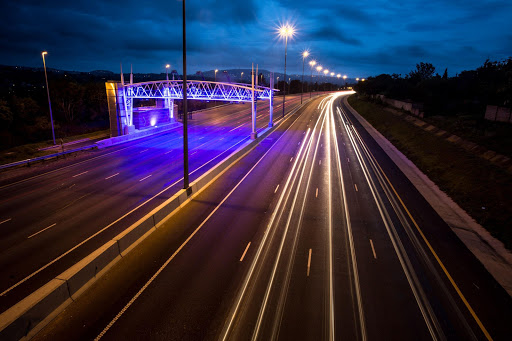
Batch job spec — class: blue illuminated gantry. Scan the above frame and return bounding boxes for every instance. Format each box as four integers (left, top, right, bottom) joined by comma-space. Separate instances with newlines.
124, 80, 275, 102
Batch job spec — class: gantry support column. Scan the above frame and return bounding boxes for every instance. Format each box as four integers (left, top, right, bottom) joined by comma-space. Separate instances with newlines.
251, 64, 258, 140
269, 72, 274, 127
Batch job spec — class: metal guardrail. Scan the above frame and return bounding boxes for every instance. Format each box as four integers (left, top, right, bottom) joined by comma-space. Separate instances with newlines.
0, 144, 98, 171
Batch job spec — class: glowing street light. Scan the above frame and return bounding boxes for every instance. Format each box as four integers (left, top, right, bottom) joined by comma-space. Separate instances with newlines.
301, 49, 309, 104
323, 69, 329, 75
337, 74, 341, 78
330, 72, 335, 77
166, 64, 170, 80
215, 69, 218, 81
241, 71, 244, 81
362, 78, 366, 81
41, 51, 56, 145
309, 59, 316, 97
276, 22, 296, 118
343, 75, 347, 80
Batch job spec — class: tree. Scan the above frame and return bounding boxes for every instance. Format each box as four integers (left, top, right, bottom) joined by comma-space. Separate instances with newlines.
408, 62, 436, 82
0, 100, 13, 128
442, 68, 448, 80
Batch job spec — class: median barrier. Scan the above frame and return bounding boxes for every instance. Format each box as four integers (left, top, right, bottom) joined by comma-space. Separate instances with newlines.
0, 95, 319, 341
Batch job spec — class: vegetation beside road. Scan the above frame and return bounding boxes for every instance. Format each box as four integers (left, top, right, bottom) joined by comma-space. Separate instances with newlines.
348, 94, 512, 250
0, 129, 109, 166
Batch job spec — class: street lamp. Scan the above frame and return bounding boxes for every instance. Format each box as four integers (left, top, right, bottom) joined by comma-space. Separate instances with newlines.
301, 50, 309, 104
166, 64, 170, 80
309, 60, 316, 98
356, 78, 360, 81
182, 0, 189, 189
215, 69, 218, 82
277, 22, 296, 118
41, 51, 56, 145
330, 72, 335, 77
241, 71, 244, 82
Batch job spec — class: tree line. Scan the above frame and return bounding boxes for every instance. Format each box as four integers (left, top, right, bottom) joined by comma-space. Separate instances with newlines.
353, 59, 512, 117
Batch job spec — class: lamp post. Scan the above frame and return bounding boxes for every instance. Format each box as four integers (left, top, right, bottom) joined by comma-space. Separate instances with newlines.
41, 51, 55, 145
277, 23, 295, 118
166, 64, 170, 80
301, 50, 309, 104
316, 65, 322, 92
309, 60, 316, 98
182, 0, 189, 189
214, 69, 218, 82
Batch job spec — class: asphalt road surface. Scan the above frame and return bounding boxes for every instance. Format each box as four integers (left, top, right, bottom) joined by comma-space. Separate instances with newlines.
0, 94, 304, 314
31, 93, 512, 340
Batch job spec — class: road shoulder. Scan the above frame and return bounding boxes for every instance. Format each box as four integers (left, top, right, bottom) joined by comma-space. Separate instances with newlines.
343, 95, 512, 296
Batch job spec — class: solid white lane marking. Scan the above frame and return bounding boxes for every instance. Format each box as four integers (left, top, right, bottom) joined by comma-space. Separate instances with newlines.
240, 242, 251, 262
28, 223, 56, 239
191, 151, 197, 155
139, 175, 152, 182
316, 188, 318, 197
370, 239, 377, 259
228, 123, 245, 132
105, 173, 119, 180
307, 249, 312, 277
274, 184, 279, 193
139, 149, 149, 153
164, 150, 173, 154
72, 171, 88, 178
0, 218, 12, 225
354, 184, 358, 192
199, 137, 205, 140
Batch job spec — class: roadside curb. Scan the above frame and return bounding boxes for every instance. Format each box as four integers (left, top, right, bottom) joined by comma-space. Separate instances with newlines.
343, 96, 512, 296
0, 96, 315, 341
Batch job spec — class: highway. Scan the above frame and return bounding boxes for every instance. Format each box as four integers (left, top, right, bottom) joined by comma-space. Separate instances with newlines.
0, 94, 304, 314
31, 93, 512, 340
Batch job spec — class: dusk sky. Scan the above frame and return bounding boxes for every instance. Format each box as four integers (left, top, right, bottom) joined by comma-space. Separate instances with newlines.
1, 0, 511, 78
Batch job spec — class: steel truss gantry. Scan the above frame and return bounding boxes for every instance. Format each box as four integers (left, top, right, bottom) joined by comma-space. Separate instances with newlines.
106, 75, 276, 139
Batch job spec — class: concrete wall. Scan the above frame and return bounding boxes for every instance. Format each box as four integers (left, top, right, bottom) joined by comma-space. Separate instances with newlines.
485, 105, 512, 123
376, 94, 424, 117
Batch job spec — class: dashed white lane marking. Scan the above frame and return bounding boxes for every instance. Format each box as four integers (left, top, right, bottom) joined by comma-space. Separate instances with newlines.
274, 184, 280, 193
0, 218, 12, 225
354, 184, 358, 192
105, 173, 119, 180
164, 150, 173, 154
369, 239, 377, 259
28, 223, 57, 239
316, 188, 319, 198
347, 157, 350, 163
139, 175, 152, 182
191, 151, 197, 155
199, 137, 205, 140
319, 160, 322, 165
139, 149, 149, 153
68, 184, 75, 189
72, 171, 88, 178
290, 157, 293, 162
240, 242, 251, 262
307, 249, 312, 276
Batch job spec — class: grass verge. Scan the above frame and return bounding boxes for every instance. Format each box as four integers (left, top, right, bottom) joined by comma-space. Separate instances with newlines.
0, 129, 109, 166
348, 94, 512, 250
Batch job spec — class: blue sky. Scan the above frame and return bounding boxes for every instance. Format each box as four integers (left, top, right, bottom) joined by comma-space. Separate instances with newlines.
1, 0, 511, 78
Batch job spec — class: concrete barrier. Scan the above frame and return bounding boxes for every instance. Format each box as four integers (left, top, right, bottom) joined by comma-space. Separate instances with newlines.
0, 96, 315, 341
